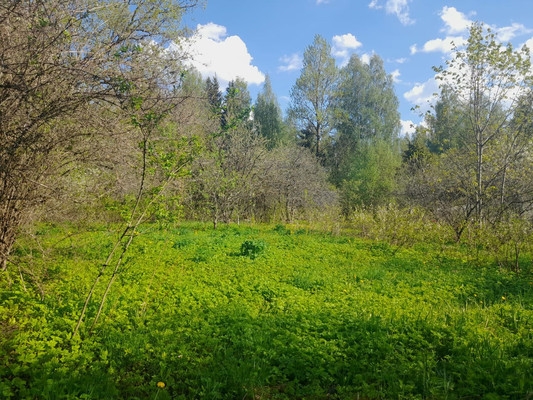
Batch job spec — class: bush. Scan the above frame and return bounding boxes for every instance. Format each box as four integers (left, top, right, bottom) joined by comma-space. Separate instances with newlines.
240, 240, 266, 259
349, 204, 450, 251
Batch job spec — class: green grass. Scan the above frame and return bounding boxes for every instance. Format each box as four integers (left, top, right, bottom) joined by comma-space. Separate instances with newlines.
1, 222, 533, 399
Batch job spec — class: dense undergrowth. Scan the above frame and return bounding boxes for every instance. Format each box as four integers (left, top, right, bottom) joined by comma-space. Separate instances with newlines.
1, 222, 533, 399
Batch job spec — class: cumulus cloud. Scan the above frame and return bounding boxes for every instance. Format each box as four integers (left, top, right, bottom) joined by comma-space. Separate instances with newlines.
404, 78, 439, 115
361, 53, 372, 65
411, 36, 466, 55
331, 33, 362, 65
409, 7, 472, 56
440, 7, 530, 43
369, 0, 414, 26
496, 23, 532, 42
186, 23, 265, 87
523, 37, 533, 53
406, 6, 533, 125
347, 51, 381, 67
440, 6, 472, 35
409, 7, 471, 55
400, 120, 416, 137
412, 6, 531, 57
278, 53, 303, 72
391, 69, 401, 83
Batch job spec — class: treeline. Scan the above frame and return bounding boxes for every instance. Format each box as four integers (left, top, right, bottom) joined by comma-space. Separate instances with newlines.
2, 1, 533, 272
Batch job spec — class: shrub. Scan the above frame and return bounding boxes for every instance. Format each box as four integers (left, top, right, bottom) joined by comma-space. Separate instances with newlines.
349, 204, 450, 250
240, 240, 266, 259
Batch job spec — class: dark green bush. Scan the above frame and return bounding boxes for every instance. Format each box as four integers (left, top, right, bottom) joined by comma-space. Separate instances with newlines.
240, 239, 266, 259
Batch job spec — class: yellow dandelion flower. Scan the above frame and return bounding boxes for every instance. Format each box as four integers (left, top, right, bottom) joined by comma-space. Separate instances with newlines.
157, 381, 166, 389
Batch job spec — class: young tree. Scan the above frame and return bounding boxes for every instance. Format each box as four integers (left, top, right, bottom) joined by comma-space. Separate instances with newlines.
288, 35, 338, 160
403, 24, 533, 240
426, 86, 468, 154
187, 127, 266, 228
206, 76, 223, 111
254, 75, 287, 149
223, 78, 252, 131
331, 54, 401, 211
434, 22, 533, 226
186, 77, 266, 228
338, 139, 401, 212
256, 145, 338, 222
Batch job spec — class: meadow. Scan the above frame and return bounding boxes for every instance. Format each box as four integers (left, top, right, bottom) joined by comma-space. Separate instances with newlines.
1, 222, 532, 399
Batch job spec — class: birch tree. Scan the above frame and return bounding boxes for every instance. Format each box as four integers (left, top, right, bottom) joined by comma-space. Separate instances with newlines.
434, 22, 533, 226
288, 35, 338, 160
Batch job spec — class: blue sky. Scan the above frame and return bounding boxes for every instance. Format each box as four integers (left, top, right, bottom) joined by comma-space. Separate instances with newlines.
182, 0, 533, 135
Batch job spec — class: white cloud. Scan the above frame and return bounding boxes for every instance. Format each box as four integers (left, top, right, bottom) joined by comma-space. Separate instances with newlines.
391, 69, 401, 83
368, 0, 381, 9
186, 23, 265, 87
496, 23, 532, 42
411, 36, 466, 55
387, 0, 414, 25
400, 119, 416, 137
406, 7, 533, 126
404, 78, 439, 114
278, 53, 303, 72
361, 53, 372, 65
369, 0, 414, 25
316, 0, 330, 4
332, 33, 362, 51
198, 23, 227, 41
440, 6, 472, 35
395, 57, 408, 64
440, 7, 530, 43
332, 33, 363, 65
408, 7, 472, 56
523, 37, 533, 53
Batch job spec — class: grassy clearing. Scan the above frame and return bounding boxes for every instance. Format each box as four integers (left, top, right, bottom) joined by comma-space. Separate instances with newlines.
1, 222, 533, 399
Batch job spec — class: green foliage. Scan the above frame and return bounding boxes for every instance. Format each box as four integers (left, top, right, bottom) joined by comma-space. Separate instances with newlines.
334, 54, 400, 145
426, 22, 533, 229
240, 239, 267, 259
254, 75, 289, 149
2, 222, 533, 399
273, 224, 291, 235
424, 85, 468, 154
338, 139, 401, 212
462, 218, 533, 272
331, 54, 401, 211
222, 78, 252, 132
289, 34, 338, 158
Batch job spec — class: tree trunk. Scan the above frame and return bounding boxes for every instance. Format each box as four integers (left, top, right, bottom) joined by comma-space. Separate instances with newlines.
315, 121, 321, 158
0, 187, 22, 271
476, 137, 483, 227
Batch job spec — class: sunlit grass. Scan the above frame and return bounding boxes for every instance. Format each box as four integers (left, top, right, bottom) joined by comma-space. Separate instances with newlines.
1, 222, 532, 399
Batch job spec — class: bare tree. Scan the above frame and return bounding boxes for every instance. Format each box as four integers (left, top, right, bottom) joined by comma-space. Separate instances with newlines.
188, 127, 267, 228
0, 0, 199, 270
256, 145, 338, 223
